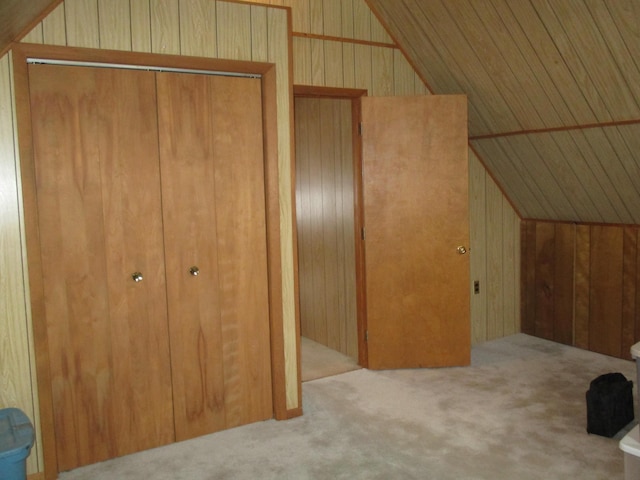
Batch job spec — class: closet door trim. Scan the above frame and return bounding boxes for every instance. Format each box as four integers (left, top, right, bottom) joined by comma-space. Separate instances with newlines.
12, 42, 286, 479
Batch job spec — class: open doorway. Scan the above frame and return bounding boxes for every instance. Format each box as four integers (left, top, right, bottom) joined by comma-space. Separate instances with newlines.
293, 86, 367, 382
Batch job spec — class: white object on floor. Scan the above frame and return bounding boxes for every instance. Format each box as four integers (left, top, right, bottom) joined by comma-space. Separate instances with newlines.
620, 425, 640, 480
632, 342, 640, 405
623, 342, 640, 480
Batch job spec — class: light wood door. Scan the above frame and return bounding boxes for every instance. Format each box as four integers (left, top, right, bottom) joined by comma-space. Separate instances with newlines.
156, 73, 273, 440
294, 97, 358, 359
28, 64, 174, 470
362, 95, 470, 369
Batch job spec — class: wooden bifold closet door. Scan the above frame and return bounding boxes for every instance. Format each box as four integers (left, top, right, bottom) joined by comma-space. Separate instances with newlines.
28, 64, 272, 472
156, 72, 272, 440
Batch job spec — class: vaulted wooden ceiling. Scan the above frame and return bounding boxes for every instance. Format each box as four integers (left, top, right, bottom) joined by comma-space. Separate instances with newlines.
3, 0, 639, 225
367, 0, 640, 224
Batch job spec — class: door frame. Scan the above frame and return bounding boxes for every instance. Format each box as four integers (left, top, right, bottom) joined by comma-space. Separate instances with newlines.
13, 43, 287, 479
292, 85, 369, 368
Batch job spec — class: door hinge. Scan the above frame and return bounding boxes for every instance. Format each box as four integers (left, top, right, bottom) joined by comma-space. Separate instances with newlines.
365, 330, 368, 342
361, 227, 366, 240
358, 122, 362, 136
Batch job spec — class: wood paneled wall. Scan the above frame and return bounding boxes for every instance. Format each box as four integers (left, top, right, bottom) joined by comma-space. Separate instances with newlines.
522, 220, 640, 360
469, 149, 521, 344
1, 0, 522, 475
295, 97, 358, 359
252, 0, 521, 346
3, 1, 293, 475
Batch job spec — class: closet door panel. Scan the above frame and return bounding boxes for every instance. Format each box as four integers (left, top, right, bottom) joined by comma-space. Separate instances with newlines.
157, 73, 272, 440
210, 75, 272, 428
28, 64, 174, 471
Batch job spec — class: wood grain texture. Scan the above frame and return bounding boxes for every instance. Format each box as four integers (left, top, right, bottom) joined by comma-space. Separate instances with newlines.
278, 1, 512, 350
502, 201, 520, 336
589, 226, 624, 357
41, 2, 66, 46
486, 178, 505, 340
622, 227, 637, 358
522, 221, 640, 360
534, 222, 556, 340
3, 3, 525, 477
574, 224, 590, 350
0, 0, 60, 55
64, 0, 99, 48
294, 97, 357, 360
0, 53, 41, 475
217, 2, 252, 60
28, 64, 175, 470
520, 220, 536, 335
179, 0, 217, 57
263, 5, 299, 412
130, 0, 152, 53
21, 23, 44, 45
363, 95, 469, 369
364, 0, 640, 229
9, 3, 297, 475
553, 223, 575, 345
469, 151, 488, 344
98, 0, 131, 50
150, 0, 180, 54
157, 73, 272, 439
250, 5, 268, 62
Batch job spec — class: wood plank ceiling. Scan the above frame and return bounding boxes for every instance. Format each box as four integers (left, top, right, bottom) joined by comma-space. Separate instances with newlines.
0, 0, 60, 57
367, 0, 640, 224
3, 0, 640, 225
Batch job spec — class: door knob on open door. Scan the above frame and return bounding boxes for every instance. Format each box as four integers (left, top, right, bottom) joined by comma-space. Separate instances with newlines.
457, 246, 467, 255
189, 266, 200, 276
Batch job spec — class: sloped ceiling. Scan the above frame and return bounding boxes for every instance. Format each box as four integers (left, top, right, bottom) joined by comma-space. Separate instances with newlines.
367, 0, 640, 224
0, 0, 60, 57
3, 0, 640, 224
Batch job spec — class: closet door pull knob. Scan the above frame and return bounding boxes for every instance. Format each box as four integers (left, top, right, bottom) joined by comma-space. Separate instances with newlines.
189, 266, 200, 276
132, 272, 144, 282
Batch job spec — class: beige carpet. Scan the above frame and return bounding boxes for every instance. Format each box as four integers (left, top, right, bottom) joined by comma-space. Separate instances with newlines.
301, 336, 361, 382
58, 334, 637, 479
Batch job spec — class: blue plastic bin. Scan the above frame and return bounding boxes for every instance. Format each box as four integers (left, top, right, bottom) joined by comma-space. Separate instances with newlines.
0, 408, 34, 480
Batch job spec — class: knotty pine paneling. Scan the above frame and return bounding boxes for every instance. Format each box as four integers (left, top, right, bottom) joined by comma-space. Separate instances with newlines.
522, 220, 640, 360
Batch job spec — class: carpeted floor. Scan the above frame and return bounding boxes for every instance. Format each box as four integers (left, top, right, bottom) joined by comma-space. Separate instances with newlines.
58, 334, 637, 479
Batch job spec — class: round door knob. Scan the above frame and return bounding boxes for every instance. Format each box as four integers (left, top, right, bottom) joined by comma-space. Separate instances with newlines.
131, 272, 144, 282
457, 246, 467, 255
189, 266, 200, 276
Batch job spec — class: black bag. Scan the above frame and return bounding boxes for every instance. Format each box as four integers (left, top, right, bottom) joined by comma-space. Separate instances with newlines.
586, 372, 634, 437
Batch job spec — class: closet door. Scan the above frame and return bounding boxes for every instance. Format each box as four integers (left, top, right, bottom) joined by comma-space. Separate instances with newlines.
156, 73, 273, 440
28, 64, 174, 471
